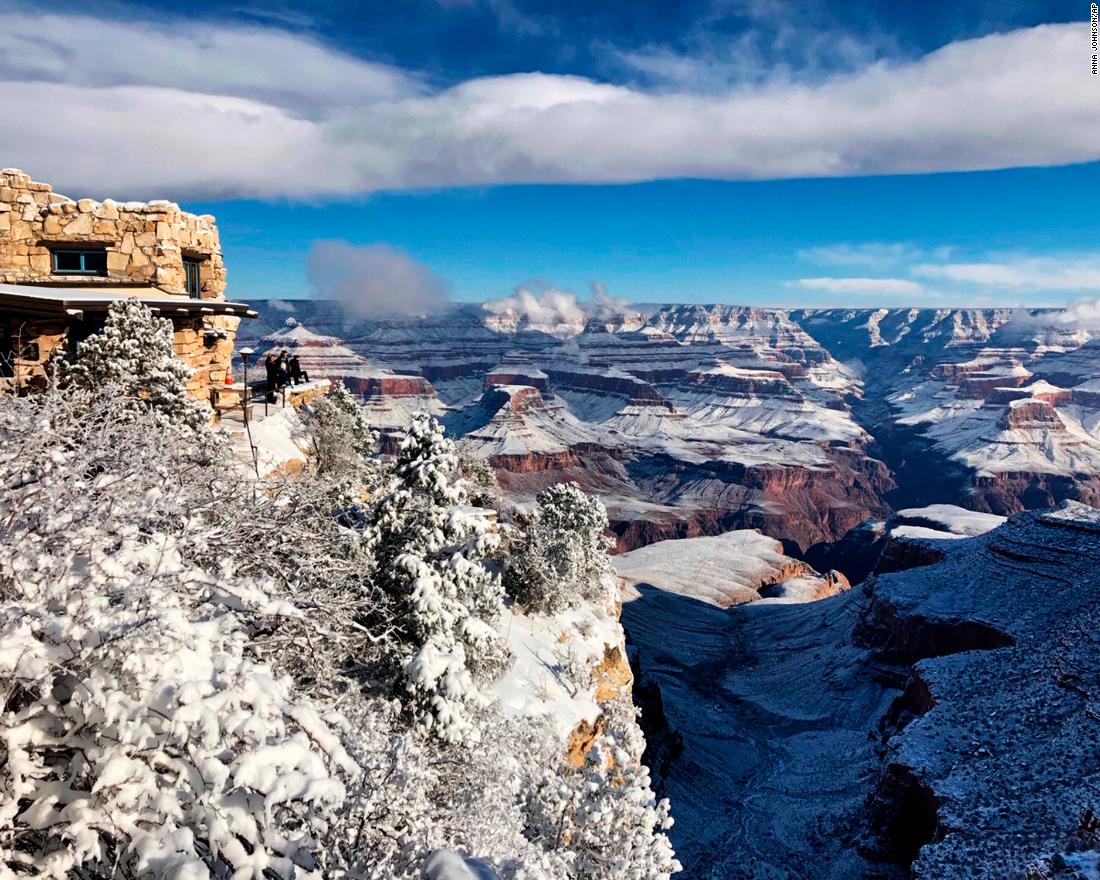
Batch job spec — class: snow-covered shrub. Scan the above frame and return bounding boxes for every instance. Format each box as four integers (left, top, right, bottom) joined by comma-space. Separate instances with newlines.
56, 297, 209, 432
523, 698, 681, 880
0, 383, 677, 880
302, 382, 380, 496
455, 440, 499, 507
319, 701, 570, 880
503, 483, 615, 615
367, 413, 510, 743
185, 453, 391, 708
0, 391, 354, 879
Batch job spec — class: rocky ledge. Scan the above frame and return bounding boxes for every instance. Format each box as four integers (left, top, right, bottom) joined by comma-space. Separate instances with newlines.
859, 501, 1100, 879
624, 502, 1100, 879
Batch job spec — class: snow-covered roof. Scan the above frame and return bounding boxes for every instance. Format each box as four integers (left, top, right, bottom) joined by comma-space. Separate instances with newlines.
0, 283, 254, 317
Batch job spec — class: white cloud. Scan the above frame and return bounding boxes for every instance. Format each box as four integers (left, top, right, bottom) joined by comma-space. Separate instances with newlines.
1057, 296, 1100, 329
306, 241, 452, 318
483, 281, 632, 326
484, 285, 588, 325
1, 15, 1097, 199
1, 13, 417, 111
913, 256, 1100, 291
792, 277, 924, 295
797, 242, 954, 270
586, 281, 634, 320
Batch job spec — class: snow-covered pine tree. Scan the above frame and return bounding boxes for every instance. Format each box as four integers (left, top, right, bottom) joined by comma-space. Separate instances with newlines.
368, 412, 510, 743
524, 700, 681, 880
57, 297, 208, 431
503, 483, 615, 614
302, 381, 381, 498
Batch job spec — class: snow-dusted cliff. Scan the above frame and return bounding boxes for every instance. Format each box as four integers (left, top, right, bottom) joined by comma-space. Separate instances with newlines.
622, 501, 1100, 879
239, 302, 896, 553
239, 302, 1100, 556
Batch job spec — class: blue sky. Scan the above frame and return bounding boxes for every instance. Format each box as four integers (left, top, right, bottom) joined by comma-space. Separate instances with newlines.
193, 163, 1098, 307
5, 1, 1100, 309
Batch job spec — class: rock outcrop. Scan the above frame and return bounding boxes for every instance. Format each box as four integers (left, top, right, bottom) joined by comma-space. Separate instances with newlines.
624, 502, 1100, 880
614, 528, 846, 608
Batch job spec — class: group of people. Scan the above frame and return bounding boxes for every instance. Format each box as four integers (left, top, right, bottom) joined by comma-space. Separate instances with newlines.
263, 350, 308, 401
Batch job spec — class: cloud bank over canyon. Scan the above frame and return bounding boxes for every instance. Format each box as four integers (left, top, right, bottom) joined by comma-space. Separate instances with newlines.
2, 13, 1098, 199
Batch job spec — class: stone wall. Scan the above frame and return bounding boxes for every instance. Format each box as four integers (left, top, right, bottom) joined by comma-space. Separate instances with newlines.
2, 313, 243, 399
174, 314, 242, 399
0, 169, 226, 298
3, 318, 68, 391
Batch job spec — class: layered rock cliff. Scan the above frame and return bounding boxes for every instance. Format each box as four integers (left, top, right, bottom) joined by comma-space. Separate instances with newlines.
240, 302, 893, 554
238, 302, 1100, 558
623, 502, 1100, 879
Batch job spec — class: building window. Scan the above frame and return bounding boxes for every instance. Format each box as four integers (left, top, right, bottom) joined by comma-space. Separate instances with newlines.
183, 257, 202, 299
51, 248, 108, 276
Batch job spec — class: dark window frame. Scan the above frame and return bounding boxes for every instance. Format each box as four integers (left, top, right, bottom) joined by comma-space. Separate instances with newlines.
51, 248, 108, 276
183, 256, 203, 299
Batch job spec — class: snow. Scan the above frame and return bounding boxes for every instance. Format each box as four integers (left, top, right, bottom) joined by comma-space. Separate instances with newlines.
890, 524, 971, 542
755, 574, 841, 604
894, 504, 1007, 536
245, 407, 313, 476
493, 591, 620, 740
614, 530, 830, 607
423, 850, 501, 880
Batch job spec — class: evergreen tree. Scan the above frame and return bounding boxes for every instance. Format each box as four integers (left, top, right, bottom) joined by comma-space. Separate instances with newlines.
368, 413, 510, 743
303, 382, 381, 499
58, 297, 208, 431
504, 483, 615, 614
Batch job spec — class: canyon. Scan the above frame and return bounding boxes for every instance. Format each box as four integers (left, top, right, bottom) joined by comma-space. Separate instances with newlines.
621, 500, 1100, 879
239, 301, 1100, 879
241, 301, 1100, 564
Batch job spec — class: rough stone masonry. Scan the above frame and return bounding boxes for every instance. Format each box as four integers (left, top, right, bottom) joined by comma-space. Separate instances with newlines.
0, 169, 242, 399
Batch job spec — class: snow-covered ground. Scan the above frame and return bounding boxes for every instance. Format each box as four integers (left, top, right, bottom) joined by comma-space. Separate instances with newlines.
493, 577, 625, 742
893, 504, 1007, 536
614, 530, 838, 607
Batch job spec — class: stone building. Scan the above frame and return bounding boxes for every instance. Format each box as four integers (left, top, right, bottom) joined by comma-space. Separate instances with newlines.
0, 168, 254, 399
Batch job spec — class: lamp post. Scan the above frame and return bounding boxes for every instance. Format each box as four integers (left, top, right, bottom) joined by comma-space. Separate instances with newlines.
237, 347, 260, 477
238, 347, 254, 425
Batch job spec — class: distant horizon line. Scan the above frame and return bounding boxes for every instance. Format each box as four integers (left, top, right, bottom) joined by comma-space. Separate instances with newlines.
251, 296, 1067, 313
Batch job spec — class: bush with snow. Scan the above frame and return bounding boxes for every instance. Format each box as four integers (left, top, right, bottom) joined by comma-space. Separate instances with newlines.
302, 382, 380, 495
0, 392, 353, 879
504, 483, 616, 615
524, 699, 681, 880
368, 413, 510, 743
0, 382, 678, 879
56, 297, 209, 432
454, 440, 499, 508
